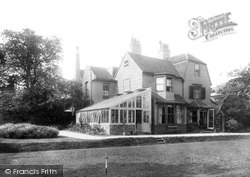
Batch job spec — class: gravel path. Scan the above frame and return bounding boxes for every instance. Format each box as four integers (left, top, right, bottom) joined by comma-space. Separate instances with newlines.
1, 138, 250, 176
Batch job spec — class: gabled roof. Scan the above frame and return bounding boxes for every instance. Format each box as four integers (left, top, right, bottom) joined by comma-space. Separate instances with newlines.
90, 66, 117, 82
127, 52, 182, 78
152, 92, 188, 105
112, 67, 118, 77
168, 53, 206, 65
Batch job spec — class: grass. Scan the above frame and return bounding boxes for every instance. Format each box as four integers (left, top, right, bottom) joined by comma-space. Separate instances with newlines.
2, 138, 250, 176
0, 134, 249, 153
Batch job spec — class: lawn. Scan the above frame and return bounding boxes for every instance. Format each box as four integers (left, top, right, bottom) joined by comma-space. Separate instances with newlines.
1, 138, 250, 176
0, 133, 249, 153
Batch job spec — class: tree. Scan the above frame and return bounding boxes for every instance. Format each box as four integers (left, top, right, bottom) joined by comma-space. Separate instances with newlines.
218, 66, 250, 130
1, 28, 62, 92
219, 66, 250, 100
0, 29, 64, 124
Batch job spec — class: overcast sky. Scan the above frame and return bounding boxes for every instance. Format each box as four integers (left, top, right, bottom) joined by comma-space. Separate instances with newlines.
1, 0, 249, 87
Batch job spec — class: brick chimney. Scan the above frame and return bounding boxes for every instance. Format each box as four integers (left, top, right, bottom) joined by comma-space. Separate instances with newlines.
129, 37, 141, 55
157, 41, 170, 60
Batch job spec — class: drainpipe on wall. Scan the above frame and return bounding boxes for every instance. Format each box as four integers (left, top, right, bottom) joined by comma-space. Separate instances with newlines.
182, 79, 184, 98
89, 68, 92, 105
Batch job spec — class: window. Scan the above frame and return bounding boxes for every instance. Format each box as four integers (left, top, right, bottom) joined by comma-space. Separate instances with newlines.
120, 102, 127, 107
128, 99, 134, 108
200, 110, 207, 126
166, 78, 173, 92
188, 110, 197, 123
168, 106, 175, 124
101, 109, 109, 123
111, 109, 118, 123
156, 77, 164, 91
128, 110, 135, 123
120, 110, 127, 124
85, 82, 88, 95
193, 87, 201, 99
176, 106, 182, 124
208, 109, 214, 129
136, 96, 142, 108
194, 64, 200, 76
143, 93, 150, 109
124, 60, 129, 67
143, 111, 150, 123
103, 83, 109, 99
189, 86, 206, 100
162, 107, 166, 124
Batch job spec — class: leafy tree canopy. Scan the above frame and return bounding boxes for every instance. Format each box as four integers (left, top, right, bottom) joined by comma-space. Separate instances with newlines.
0, 29, 85, 126
218, 66, 250, 100
218, 65, 250, 129
1, 28, 62, 91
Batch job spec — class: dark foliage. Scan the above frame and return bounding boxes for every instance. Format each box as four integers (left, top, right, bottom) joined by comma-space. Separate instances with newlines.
0, 123, 59, 139
68, 123, 107, 135
0, 29, 86, 126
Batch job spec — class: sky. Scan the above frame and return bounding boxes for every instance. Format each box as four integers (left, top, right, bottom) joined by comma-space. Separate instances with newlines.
0, 0, 249, 87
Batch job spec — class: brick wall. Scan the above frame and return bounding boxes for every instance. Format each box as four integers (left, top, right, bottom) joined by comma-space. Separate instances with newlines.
153, 124, 187, 134
110, 125, 135, 135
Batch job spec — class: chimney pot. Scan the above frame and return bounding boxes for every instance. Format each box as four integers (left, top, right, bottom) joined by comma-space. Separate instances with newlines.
129, 37, 141, 55
158, 41, 170, 60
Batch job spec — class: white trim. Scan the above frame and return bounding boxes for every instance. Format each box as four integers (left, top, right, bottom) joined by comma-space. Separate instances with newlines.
207, 109, 214, 129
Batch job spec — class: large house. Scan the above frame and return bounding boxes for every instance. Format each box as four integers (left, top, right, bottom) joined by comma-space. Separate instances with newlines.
76, 38, 223, 135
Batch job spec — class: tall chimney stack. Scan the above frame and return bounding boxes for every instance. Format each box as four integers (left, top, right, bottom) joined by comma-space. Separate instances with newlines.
129, 37, 141, 55
74, 46, 81, 82
158, 41, 170, 60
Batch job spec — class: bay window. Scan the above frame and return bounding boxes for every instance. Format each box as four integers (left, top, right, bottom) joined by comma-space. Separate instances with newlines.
156, 77, 164, 91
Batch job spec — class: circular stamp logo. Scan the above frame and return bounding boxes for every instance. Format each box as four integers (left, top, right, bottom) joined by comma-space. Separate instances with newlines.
5, 169, 11, 174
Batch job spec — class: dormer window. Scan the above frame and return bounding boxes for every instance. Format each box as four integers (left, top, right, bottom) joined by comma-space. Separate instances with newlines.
194, 64, 200, 76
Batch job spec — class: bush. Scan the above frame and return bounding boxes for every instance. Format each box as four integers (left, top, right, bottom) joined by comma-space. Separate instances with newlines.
225, 118, 244, 132
0, 123, 59, 139
68, 123, 106, 135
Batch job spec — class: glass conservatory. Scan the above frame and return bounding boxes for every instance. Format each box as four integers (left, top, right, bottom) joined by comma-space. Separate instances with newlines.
76, 88, 151, 135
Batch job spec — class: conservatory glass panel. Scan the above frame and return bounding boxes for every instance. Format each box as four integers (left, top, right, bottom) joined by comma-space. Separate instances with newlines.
111, 109, 119, 123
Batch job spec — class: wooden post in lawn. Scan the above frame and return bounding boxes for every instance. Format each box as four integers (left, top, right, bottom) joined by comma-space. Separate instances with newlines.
105, 153, 108, 175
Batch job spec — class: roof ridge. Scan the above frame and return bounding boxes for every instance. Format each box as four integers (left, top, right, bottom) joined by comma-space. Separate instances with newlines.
127, 52, 173, 63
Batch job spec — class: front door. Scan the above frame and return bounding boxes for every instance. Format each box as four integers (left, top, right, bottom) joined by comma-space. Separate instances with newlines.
207, 109, 214, 129
199, 110, 207, 129
142, 111, 151, 133
136, 110, 142, 133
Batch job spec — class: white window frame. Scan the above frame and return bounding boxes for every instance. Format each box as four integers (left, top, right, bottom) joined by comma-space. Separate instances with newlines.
194, 64, 200, 76
207, 109, 214, 129
156, 77, 165, 92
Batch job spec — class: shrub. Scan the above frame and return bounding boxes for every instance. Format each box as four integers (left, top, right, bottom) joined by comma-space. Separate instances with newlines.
225, 118, 244, 132
0, 123, 59, 139
68, 123, 106, 135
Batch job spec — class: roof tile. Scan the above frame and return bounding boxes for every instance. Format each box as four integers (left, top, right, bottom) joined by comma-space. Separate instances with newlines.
168, 53, 206, 65
128, 52, 182, 78
90, 66, 116, 82
152, 92, 188, 105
